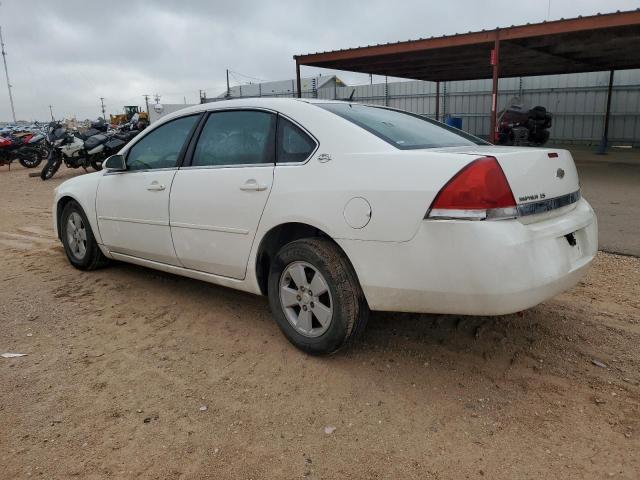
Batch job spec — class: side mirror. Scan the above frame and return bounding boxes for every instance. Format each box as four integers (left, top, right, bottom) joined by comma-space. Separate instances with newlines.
104, 154, 126, 171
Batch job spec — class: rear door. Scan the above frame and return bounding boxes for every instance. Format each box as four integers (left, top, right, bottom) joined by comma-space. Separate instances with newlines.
96, 114, 200, 265
169, 109, 276, 279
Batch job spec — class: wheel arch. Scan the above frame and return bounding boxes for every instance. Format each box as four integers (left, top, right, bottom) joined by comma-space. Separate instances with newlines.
254, 222, 360, 296
56, 194, 97, 242
55, 195, 78, 240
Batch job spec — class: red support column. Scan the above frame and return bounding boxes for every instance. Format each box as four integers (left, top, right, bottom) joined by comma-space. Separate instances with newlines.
435, 81, 440, 121
296, 61, 302, 98
489, 31, 500, 144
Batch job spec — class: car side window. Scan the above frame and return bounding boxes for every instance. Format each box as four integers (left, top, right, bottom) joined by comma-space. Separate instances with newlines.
192, 110, 276, 167
277, 117, 316, 163
126, 115, 199, 171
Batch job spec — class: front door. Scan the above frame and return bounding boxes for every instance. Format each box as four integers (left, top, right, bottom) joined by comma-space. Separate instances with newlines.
170, 109, 276, 279
96, 114, 200, 265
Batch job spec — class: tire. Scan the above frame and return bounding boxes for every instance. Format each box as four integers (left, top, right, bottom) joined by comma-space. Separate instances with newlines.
18, 147, 44, 168
40, 157, 61, 180
90, 157, 103, 171
267, 238, 369, 355
60, 200, 109, 270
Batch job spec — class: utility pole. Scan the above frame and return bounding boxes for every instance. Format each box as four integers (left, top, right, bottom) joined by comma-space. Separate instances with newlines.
48, 105, 54, 121
99, 97, 106, 120
153, 93, 161, 104
142, 94, 150, 115
0, 25, 17, 123
226, 69, 230, 98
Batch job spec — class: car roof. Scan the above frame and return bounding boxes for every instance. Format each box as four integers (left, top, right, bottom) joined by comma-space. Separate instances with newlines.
154, 97, 351, 126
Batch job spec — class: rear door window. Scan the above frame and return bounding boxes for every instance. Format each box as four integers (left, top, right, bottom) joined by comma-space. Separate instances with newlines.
277, 117, 317, 163
192, 110, 276, 167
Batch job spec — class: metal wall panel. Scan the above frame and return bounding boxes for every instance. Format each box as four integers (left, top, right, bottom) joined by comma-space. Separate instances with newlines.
218, 70, 640, 145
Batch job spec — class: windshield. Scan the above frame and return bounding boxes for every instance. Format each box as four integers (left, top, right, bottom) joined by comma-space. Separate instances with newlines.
317, 103, 488, 149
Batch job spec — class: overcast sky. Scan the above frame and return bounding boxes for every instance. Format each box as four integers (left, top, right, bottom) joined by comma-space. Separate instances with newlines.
0, 0, 638, 121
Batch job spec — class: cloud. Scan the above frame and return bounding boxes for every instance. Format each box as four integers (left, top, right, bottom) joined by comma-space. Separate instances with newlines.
0, 0, 637, 121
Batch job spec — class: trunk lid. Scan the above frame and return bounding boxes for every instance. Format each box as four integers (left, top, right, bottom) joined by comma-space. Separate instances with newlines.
432, 146, 580, 205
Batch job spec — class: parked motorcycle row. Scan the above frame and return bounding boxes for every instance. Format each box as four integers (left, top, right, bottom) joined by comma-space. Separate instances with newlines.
40, 116, 148, 180
0, 124, 48, 169
1, 116, 148, 180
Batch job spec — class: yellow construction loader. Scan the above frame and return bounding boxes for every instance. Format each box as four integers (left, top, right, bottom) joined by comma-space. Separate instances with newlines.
110, 106, 149, 126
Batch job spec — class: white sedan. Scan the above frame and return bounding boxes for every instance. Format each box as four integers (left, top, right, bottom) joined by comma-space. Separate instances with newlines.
52, 98, 597, 354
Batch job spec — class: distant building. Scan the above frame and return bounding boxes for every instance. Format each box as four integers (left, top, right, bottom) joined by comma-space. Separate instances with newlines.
215, 75, 346, 99
148, 103, 197, 123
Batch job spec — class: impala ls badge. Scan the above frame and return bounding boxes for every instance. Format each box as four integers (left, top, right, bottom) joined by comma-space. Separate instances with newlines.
556, 168, 565, 179
317, 153, 332, 163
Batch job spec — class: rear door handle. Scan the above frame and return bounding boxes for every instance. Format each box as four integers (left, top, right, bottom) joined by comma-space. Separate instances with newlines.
240, 180, 267, 191
147, 182, 166, 191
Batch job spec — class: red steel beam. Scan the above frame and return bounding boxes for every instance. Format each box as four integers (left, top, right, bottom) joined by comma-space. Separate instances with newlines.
294, 10, 640, 67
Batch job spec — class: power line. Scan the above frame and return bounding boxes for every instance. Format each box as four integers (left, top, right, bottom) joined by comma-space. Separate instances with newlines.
228, 69, 269, 83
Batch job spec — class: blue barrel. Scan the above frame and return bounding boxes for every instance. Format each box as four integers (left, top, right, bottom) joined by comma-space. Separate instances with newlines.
444, 116, 463, 129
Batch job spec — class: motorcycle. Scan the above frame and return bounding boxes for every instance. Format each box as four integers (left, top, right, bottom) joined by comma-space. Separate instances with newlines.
0, 129, 47, 169
40, 119, 145, 180
496, 97, 552, 146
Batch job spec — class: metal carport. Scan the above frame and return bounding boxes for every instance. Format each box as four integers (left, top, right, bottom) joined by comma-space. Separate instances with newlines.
294, 10, 640, 148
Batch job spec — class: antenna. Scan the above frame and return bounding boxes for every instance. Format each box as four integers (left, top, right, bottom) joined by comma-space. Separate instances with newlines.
0, 25, 17, 123
99, 97, 106, 120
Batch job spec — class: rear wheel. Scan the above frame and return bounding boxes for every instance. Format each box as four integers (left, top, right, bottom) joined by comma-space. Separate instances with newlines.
267, 238, 369, 355
18, 147, 44, 168
60, 201, 109, 270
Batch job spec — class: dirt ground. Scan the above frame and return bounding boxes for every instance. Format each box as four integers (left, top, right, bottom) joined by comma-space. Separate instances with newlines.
1, 165, 639, 480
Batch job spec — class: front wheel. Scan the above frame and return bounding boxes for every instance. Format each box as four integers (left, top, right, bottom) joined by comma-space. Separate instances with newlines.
90, 157, 103, 171
40, 156, 61, 180
267, 238, 369, 355
60, 200, 109, 270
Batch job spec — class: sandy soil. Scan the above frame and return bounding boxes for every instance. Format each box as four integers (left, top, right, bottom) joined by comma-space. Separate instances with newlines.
1, 164, 639, 479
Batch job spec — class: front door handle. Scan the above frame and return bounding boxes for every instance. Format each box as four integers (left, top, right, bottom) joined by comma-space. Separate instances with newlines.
147, 182, 166, 191
240, 180, 267, 191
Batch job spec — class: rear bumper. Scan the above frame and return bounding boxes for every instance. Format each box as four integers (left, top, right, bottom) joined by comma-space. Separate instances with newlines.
337, 198, 597, 315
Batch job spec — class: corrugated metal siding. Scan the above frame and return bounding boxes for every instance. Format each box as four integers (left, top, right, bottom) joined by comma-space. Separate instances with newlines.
326, 70, 640, 145
212, 70, 640, 144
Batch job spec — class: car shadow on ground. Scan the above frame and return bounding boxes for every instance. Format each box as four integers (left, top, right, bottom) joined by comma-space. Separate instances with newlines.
105, 260, 554, 370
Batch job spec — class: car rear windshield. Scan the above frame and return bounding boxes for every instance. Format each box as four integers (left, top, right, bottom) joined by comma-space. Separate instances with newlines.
317, 103, 488, 149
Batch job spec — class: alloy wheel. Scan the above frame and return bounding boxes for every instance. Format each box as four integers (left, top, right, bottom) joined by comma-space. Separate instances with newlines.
279, 261, 333, 338
66, 212, 87, 260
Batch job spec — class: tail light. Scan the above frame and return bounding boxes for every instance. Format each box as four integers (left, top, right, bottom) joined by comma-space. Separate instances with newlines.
426, 156, 517, 220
